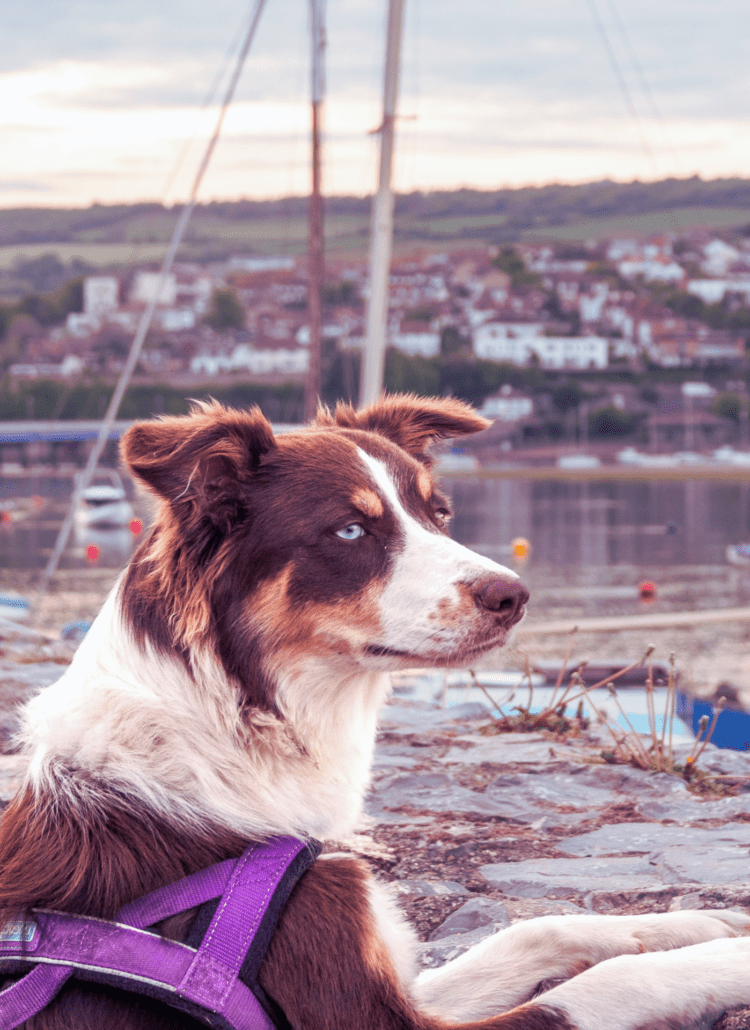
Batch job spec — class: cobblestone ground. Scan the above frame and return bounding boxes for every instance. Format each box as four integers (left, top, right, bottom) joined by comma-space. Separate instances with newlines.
2, 604, 750, 1027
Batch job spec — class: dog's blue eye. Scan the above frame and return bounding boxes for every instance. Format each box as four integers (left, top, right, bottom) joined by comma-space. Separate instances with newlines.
336, 523, 365, 541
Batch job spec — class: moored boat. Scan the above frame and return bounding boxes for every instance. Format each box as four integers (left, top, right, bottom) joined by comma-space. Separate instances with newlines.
726, 543, 750, 567
676, 687, 750, 752
74, 471, 134, 529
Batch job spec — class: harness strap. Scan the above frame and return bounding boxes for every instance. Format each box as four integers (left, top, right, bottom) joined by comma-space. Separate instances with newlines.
0, 836, 316, 1030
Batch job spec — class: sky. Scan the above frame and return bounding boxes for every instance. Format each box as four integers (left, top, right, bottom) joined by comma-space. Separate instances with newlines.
3, 0, 750, 209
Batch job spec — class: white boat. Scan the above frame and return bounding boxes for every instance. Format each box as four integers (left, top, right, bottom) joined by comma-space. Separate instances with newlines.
75, 471, 134, 529
434, 452, 481, 472
726, 543, 750, 567
712, 446, 750, 467
556, 453, 601, 469
0, 592, 30, 622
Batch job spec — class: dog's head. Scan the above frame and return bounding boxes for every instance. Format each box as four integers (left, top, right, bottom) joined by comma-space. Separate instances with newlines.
120, 395, 528, 711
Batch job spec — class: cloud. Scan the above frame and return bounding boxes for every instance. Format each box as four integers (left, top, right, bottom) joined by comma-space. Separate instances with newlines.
2, 0, 750, 207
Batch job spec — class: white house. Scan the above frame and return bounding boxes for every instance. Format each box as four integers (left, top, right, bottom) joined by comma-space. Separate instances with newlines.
702, 240, 740, 276
390, 331, 441, 358
617, 259, 684, 283
528, 336, 608, 370
479, 385, 533, 421
473, 321, 545, 362
687, 279, 750, 304
227, 256, 296, 273
66, 313, 101, 338
155, 308, 196, 332
83, 277, 119, 318
191, 346, 309, 377
579, 283, 609, 323
131, 272, 178, 307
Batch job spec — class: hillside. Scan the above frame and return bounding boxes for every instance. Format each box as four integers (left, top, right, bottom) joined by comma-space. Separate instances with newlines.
2, 177, 750, 270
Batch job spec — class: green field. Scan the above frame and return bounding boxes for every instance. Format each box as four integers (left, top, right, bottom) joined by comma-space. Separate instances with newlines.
524, 206, 750, 243
4, 180, 750, 271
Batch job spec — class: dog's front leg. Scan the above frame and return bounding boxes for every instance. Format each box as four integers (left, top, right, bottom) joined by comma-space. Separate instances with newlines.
413, 910, 750, 1023
515, 936, 750, 1030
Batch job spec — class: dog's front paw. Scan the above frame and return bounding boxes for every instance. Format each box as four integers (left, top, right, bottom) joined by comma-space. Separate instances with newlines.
613, 909, 750, 955
535, 936, 750, 1030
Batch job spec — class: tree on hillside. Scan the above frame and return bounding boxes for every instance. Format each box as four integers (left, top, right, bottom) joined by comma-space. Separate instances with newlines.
204, 289, 245, 331
491, 247, 542, 290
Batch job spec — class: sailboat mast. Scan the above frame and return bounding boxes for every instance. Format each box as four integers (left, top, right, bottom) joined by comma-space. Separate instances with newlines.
360, 0, 406, 407
305, 0, 326, 420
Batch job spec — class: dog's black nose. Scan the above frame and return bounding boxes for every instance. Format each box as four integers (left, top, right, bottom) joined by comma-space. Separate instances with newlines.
472, 574, 529, 627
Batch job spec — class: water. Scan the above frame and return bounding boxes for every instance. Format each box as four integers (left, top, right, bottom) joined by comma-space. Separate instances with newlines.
442, 474, 750, 619
3, 471, 750, 600
0, 472, 147, 571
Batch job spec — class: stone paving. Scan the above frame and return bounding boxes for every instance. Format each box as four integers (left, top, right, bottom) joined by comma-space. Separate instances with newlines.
359, 698, 750, 1028
1, 653, 750, 1026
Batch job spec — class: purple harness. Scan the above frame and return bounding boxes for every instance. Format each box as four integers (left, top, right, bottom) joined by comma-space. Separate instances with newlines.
0, 835, 319, 1030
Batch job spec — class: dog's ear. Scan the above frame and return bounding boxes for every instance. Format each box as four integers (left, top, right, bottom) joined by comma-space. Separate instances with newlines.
316, 394, 490, 466
121, 401, 276, 528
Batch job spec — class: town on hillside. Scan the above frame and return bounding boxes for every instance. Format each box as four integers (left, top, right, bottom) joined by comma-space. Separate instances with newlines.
4, 229, 750, 460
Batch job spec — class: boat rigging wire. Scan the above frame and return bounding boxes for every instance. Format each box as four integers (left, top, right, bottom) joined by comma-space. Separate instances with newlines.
604, 0, 682, 174
35, 0, 269, 606
585, 0, 660, 179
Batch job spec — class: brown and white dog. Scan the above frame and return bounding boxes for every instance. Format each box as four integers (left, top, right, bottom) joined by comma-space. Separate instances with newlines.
1, 394, 749, 1030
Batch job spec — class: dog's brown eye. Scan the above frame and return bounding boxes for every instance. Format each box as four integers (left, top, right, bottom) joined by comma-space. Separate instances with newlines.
434, 508, 451, 525
336, 523, 366, 541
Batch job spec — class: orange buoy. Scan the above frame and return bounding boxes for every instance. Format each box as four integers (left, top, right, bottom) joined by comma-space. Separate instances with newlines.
129, 517, 143, 536
512, 537, 530, 561
639, 580, 657, 600
86, 543, 100, 563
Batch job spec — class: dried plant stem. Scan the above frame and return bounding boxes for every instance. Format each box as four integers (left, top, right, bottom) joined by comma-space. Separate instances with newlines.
645, 648, 660, 769
528, 661, 587, 729
606, 684, 652, 766
687, 716, 710, 764
666, 652, 677, 771
692, 698, 726, 764
467, 670, 505, 725
547, 625, 578, 712
589, 645, 656, 693
524, 652, 534, 716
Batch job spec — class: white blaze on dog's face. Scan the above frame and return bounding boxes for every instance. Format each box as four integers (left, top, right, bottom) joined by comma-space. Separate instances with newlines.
353, 447, 527, 668
120, 396, 529, 713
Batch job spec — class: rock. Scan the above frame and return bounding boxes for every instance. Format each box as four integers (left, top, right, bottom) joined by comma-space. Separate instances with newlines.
429, 896, 510, 939
417, 924, 503, 968
479, 855, 662, 897
440, 736, 576, 766
388, 879, 469, 899
367, 772, 536, 822
557, 821, 750, 857
379, 702, 490, 735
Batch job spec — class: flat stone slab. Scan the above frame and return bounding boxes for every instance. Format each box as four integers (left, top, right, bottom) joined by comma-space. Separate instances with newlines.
389, 879, 469, 899
558, 821, 750, 857
480, 855, 662, 896
429, 896, 511, 939
367, 772, 534, 822
440, 734, 595, 766
379, 702, 489, 734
